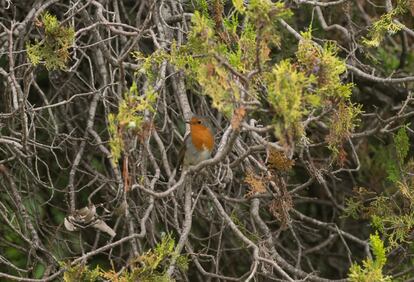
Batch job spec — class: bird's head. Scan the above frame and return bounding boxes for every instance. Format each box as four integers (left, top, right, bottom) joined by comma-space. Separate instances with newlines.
187, 116, 210, 128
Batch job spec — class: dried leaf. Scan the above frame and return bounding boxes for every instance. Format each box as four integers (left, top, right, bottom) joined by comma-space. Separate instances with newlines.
397, 181, 414, 202
64, 217, 77, 231
245, 171, 267, 197
93, 219, 116, 237
231, 106, 246, 130
267, 148, 294, 172
268, 179, 292, 228
410, 0, 414, 16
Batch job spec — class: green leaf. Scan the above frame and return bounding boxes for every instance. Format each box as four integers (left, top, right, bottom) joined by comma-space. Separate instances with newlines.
26, 12, 74, 70
370, 233, 387, 268
34, 264, 46, 279
394, 127, 410, 164
232, 0, 246, 13
348, 232, 391, 282
362, 0, 407, 47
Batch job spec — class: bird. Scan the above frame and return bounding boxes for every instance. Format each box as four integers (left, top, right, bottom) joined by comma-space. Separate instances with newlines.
180, 115, 215, 168
174, 116, 214, 199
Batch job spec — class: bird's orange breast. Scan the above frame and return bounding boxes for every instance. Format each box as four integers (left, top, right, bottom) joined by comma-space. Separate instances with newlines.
190, 125, 214, 151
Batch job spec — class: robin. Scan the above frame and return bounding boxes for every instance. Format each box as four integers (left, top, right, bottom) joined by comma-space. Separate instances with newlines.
180, 115, 215, 168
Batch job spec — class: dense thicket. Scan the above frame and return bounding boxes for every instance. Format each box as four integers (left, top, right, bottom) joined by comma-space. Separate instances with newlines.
1, 0, 414, 281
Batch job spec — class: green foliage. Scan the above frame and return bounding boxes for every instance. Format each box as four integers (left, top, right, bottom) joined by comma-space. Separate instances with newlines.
294, 32, 359, 148
108, 82, 157, 163
4, 245, 25, 268
232, 0, 245, 13
128, 233, 187, 281
193, 0, 209, 16
366, 197, 414, 248
189, 11, 215, 50
26, 12, 74, 70
386, 158, 401, 183
166, 1, 291, 117
326, 101, 362, 155
108, 113, 123, 163
370, 193, 414, 248
223, 13, 239, 35
263, 31, 358, 143
62, 234, 186, 282
386, 127, 409, 183
265, 60, 314, 138
370, 233, 387, 268
63, 264, 101, 282
230, 211, 260, 243
376, 47, 400, 74
297, 34, 353, 99
133, 51, 168, 83
34, 263, 45, 279
238, 22, 258, 70
343, 196, 364, 220
134, 2, 358, 150
395, 127, 410, 165
348, 233, 391, 282
344, 127, 414, 249
197, 61, 241, 115
363, 0, 408, 47
245, 0, 292, 48
382, 213, 414, 247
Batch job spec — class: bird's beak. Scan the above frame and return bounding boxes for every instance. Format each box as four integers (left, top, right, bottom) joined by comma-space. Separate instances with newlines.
185, 120, 190, 124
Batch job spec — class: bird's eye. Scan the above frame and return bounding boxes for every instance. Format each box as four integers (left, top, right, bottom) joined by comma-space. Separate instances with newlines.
197, 120, 202, 124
